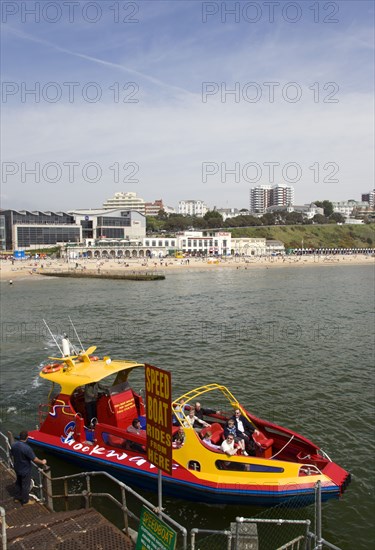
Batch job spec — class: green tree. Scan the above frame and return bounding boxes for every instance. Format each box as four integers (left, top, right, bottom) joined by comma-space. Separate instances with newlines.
146, 216, 165, 232
261, 213, 277, 226
157, 209, 168, 220
313, 214, 328, 224
329, 212, 346, 224
164, 215, 190, 231
315, 200, 334, 217
285, 212, 304, 225
203, 210, 224, 224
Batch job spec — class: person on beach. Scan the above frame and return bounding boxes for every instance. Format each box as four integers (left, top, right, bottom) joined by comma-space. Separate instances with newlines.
11, 430, 47, 505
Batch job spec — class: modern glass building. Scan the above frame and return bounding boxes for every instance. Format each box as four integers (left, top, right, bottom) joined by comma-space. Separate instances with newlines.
2, 209, 146, 250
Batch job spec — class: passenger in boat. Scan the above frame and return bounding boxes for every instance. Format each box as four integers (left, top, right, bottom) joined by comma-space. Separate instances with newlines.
220, 434, 239, 456
202, 431, 221, 450
11, 430, 47, 505
84, 382, 107, 424
224, 419, 247, 455
127, 418, 143, 435
126, 418, 145, 452
172, 426, 185, 448
194, 402, 220, 425
232, 409, 259, 455
184, 408, 210, 432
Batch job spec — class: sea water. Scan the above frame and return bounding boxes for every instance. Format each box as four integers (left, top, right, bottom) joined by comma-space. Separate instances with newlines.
0, 264, 374, 549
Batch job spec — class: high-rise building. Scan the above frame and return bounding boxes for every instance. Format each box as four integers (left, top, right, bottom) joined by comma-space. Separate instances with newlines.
102, 192, 145, 214
249, 185, 272, 214
249, 185, 294, 214
270, 184, 294, 207
361, 189, 375, 208
178, 200, 208, 217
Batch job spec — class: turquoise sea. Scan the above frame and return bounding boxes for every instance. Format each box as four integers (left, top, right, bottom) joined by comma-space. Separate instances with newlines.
0, 264, 374, 549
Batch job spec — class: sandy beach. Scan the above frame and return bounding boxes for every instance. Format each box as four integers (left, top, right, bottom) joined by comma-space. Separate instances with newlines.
1, 254, 374, 282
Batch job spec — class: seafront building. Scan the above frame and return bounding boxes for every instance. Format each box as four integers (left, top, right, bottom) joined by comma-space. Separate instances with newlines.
178, 200, 208, 217
249, 185, 294, 214
65, 232, 285, 259
266, 203, 324, 219
102, 191, 146, 215
332, 200, 371, 218
1, 209, 146, 250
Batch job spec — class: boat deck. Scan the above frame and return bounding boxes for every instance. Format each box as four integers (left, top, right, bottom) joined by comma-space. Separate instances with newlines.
0, 461, 135, 549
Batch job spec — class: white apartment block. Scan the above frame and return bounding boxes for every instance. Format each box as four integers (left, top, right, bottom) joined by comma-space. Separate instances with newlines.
270, 184, 294, 207
102, 192, 146, 215
332, 200, 369, 217
250, 185, 294, 214
178, 200, 208, 217
266, 203, 323, 219
249, 185, 272, 214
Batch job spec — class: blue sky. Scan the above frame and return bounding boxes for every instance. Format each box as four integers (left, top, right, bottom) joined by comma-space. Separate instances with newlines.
1, 0, 374, 211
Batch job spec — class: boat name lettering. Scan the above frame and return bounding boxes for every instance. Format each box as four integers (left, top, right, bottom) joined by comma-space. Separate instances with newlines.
146, 367, 170, 400
60, 435, 179, 470
71, 443, 92, 452
128, 456, 149, 467
147, 397, 169, 427
107, 449, 128, 460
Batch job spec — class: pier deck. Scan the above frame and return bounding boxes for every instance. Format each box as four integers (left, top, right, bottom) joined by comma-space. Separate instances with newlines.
0, 462, 135, 549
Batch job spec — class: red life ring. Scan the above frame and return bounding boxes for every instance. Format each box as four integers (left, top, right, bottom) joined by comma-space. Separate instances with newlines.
42, 363, 62, 374
89, 355, 99, 361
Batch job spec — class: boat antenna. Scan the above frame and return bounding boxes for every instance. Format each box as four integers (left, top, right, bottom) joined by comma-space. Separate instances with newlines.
43, 319, 63, 355
69, 316, 84, 352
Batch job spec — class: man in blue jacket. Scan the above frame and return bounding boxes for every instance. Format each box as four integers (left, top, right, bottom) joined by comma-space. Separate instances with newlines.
11, 430, 47, 505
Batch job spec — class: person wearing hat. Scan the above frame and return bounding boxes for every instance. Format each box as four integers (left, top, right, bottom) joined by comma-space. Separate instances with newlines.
11, 430, 47, 505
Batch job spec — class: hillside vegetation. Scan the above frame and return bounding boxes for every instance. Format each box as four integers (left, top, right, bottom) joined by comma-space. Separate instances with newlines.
229, 224, 375, 249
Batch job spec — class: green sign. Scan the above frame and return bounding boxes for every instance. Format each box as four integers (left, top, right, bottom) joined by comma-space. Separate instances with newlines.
136, 506, 177, 550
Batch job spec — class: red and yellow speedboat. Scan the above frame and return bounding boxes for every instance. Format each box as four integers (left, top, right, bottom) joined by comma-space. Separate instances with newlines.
28, 340, 351, 506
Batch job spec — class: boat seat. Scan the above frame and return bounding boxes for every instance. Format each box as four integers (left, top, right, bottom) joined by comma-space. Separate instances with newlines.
253, 431, 274, 458
107, 434, 126, 448
200, 423, 224, 444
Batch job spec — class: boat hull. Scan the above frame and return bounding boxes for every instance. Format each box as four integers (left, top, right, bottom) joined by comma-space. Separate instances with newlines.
29, 433, 342, 507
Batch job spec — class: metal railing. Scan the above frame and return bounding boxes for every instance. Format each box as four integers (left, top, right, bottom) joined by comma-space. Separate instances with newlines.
0, 431, 187, 550
0, 431, 342, 550
190, 483, 342, 550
